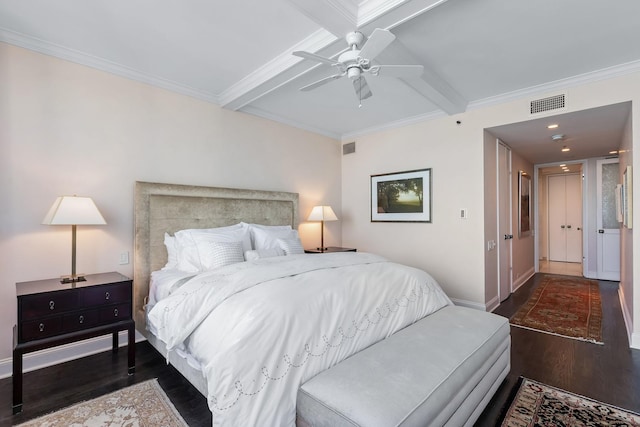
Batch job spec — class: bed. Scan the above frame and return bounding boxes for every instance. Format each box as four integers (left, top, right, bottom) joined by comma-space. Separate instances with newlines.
134, 181, 509, 427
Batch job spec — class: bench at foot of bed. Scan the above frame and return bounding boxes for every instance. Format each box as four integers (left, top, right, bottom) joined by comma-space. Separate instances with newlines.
296, 305, 510, 427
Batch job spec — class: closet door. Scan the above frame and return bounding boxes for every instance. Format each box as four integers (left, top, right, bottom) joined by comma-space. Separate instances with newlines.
548, 174, 582, 262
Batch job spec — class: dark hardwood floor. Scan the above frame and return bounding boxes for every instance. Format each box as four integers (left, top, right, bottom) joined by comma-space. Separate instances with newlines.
475, 273, 640, 425
1, 273, 638, 426
0, 340, 212, 426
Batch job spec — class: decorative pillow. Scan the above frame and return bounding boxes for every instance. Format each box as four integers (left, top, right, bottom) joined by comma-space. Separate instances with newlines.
250, 226, 298, 251
174, 224, 251, 272
162, 233, 178, 270
244, 248, 285, 261
277, 237, 304, 255
200, 241, 245, 270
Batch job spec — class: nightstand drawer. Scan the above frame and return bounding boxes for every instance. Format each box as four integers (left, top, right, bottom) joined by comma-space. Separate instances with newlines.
83, 283, 131, 306
99, 303, 131, 323
62, 310, 99, 331
21, 317, 63, 341
20, 292, 79, 320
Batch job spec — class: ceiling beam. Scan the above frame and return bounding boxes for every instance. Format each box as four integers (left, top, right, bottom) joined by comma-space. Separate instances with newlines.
220, 0, 467, 116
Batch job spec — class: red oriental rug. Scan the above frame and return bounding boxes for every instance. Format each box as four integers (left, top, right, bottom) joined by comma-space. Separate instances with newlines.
510, 275, 603, 344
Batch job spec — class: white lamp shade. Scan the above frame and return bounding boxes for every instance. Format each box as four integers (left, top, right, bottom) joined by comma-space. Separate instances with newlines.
307, 205, 338, 222
42, 196, 106, 225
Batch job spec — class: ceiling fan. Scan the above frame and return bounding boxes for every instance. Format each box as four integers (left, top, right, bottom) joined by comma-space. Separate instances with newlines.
293, 28, 424, 105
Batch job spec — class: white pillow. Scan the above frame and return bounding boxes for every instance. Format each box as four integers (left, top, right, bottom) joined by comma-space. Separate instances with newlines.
246, 224, 292, 248
278, 237, 304, 255
244, 248, 285, 261
250, 226, 298, 251
174, 224, 251, 272
162, 233, 178, 270
201, 241, 245, 270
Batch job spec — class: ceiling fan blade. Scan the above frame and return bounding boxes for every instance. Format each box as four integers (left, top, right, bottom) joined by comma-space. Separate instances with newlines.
293, 51, 340, 66
359, 29, 396, 61
284, 0, 356, 37
353, 76, 372, 101
374, 64, 424, 78
300, 73, 345, 91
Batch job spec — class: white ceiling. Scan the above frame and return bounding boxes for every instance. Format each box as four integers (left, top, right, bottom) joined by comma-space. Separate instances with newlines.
1, 0, 638, 164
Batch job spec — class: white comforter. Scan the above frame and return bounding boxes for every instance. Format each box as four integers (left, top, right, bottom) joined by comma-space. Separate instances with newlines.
147, 252, 452, 426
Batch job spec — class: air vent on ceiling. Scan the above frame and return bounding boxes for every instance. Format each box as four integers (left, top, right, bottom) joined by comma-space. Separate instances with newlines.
530, 94, 566, 115
343, 142, 356, 155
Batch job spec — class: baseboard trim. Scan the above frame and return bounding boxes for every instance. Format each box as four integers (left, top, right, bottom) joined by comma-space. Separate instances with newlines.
485, 295, 500, 312
512, 268, 535, 293
618, 286, 638, 349
0, 331, 146, 380
450, 298, 487, 311
631, 332, 640, 350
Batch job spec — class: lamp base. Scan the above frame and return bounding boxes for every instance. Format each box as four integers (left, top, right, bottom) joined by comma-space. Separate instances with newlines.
60, 274, 87, 284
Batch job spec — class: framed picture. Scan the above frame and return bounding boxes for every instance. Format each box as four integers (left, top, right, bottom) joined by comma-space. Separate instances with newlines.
518, 171, 531, 237
623, 165, 633, 229
371, 168, 431, 222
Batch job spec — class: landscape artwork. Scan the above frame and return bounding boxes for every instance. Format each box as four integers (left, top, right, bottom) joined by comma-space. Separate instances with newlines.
371, 169, 431, 222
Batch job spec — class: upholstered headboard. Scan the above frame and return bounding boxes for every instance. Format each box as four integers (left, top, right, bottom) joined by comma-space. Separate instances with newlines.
133, 181, 299, 334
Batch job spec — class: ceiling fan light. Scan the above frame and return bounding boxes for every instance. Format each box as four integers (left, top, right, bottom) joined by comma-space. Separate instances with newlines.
347, 67, 361, 79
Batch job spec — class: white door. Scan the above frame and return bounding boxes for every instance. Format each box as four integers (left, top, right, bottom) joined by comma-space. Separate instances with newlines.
548, 174, 582, 262
596, 158, 620, 280
498, 142, 512, 301
565, 174, 583, 262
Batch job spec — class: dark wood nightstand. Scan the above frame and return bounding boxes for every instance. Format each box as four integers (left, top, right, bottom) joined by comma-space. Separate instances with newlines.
305, 246, 357, 254
13, 272, 135, 414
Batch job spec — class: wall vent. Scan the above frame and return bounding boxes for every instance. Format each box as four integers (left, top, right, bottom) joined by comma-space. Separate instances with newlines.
343, 141, 356, 155
530, 94, 566, 115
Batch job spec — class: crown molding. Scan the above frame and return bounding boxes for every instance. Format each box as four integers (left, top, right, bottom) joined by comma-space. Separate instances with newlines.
0, 27, 220, 105
340, 109, 445, 141
468, 59, 640, 112
241, 105, 341, 140
358, 0, 410, 26
219, 29, 339, 109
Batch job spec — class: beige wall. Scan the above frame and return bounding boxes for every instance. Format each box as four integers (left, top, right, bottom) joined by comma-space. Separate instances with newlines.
342, 70, 640, 349
483, 132, 498, 306
0, 42, 342, 363
510, 151, 535, 288
619, 109, 635, 344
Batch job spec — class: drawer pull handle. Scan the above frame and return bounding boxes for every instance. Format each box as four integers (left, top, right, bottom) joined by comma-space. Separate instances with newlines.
39, 323, 45, 332
114, 308, 119, 317
79, 315, 84, 324
49, 301, 55, 310
105, 292, 110, 300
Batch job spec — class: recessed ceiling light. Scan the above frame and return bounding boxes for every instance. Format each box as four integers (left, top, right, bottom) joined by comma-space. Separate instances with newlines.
562, 146, 570, 152
609, 150, 618, 154
559, 164, 566, 167
564, 169, 570, 172
548, 124, 559, 129
551, 134, 565, 141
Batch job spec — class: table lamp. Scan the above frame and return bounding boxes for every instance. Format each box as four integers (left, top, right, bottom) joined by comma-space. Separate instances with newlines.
307, 205, 338, 251
42, 195, 106, 283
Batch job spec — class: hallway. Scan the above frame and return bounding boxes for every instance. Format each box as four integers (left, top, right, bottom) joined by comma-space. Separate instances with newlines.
538, 260, 583, 277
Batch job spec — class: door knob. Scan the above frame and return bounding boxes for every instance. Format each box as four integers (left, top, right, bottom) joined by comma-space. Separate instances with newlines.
567, 225, 572, 229
560, 225, 565, 229
598, 229, 605, 233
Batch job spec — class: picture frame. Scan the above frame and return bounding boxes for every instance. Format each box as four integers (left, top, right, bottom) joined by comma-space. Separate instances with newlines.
518, 171, 531, 237
371, 168, 431, 222
623, 165, 633, 229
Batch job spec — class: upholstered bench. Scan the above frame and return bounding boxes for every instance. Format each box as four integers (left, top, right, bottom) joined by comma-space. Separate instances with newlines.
296, 305, 510, 427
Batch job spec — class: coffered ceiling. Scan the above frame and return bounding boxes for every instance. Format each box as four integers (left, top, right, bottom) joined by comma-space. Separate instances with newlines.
1, 0, 639, 164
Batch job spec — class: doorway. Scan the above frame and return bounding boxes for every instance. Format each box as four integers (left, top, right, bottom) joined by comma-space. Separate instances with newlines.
537, 164, 584, 277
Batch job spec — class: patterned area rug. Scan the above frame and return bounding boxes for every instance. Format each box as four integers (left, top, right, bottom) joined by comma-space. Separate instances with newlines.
17, 379, 188, 427
510, 275, 603, 344
501, 378, 640, 426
